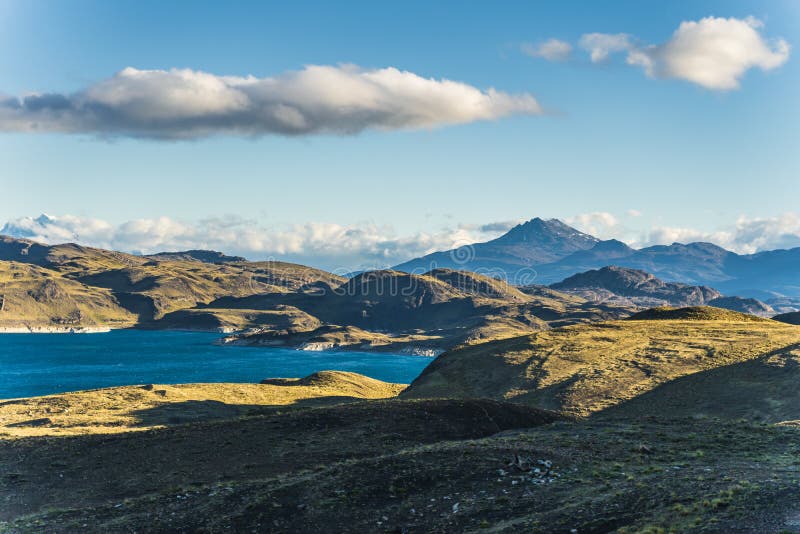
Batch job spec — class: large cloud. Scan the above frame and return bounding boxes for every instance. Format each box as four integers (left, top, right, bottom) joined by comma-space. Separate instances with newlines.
0, 214, 513, 271
578, 16, 789, 90
642, 213, 800, 254
629, 17, 790, 90
0, 65, 542, 139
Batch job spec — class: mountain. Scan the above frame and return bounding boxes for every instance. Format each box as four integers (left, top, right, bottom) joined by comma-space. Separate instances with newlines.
393, 218, 800, 300
706, 296, 774, 316
146, 250, 247, 263
393, 218, 599, 281
550, 265, 721, 307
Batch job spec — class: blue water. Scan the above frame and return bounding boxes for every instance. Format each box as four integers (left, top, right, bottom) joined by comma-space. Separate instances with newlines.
0, 330, 433, 399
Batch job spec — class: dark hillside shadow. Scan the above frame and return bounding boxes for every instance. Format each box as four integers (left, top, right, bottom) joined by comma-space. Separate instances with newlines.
595, 344, 800, 423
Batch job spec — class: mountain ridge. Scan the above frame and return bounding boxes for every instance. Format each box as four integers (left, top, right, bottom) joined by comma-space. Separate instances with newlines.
392, 218, 800, 301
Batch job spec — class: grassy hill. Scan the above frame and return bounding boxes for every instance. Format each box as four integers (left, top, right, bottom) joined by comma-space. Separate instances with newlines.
0, 235, 345, 327
0, 261, 136, 330
219, 268, 631, 352
403, 307, 800, 418
0, 371, 406, 437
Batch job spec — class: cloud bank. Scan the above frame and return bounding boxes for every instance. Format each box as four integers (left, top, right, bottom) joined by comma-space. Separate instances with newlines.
0, 65, 542, 139
3, 212, 799, 272
566, 211, 800, 254
0, 214, 514, 271
538, 16, 789, 90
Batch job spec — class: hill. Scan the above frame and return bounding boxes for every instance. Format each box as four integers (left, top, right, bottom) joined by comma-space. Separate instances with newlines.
0, 371, 406, 437
145, 250, 248, 263
550, 265, 721, 307
774, 311, 800, 325
2, 395, 798, 532
218, 268, 631, 352
0, 235, 345, 327
0, 261, 135, 331
403, 308, 800, 418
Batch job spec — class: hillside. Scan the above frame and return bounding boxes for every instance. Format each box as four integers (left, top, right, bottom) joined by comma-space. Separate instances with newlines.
403, 308, 800, 418
0, 235, 638, 347
0, 371, 406, 437
0, 261, 136, 331
550, 265, 721, 307
218, 268, 631, 352
0, 235, 346, 327
774, 311, 800, 325
2, 395, 799, 532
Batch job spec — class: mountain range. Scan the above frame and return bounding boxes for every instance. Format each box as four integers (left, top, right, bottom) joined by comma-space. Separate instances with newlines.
394, 217, 800, 301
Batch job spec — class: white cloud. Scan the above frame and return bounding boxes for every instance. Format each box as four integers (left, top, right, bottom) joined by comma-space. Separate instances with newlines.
579, 33, 632, 63
522, 39, 573, 62
627, 209, 643, 217
579, 17, 790, 90
631, 16, 790, 90
566, 212, 620, 239
0, 214, 513, 271
0, 65, 542, 139
4, 212, 798, 271
639, 213, 800, 253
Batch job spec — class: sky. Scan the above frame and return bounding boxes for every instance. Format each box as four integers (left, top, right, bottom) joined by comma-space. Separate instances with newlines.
0, 0, 798, 270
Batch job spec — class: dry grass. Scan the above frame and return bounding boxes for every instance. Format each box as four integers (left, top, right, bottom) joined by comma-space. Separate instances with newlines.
0, 261, 136, 329
404, 311, 800, 417
0, 371, 405, 438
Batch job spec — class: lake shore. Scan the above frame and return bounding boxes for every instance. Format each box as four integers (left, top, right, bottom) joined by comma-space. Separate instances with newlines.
0, 325, 112, 334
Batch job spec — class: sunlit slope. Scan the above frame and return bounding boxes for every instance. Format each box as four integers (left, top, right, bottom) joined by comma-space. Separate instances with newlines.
403, 307, 800, 418
0, 371, 405, 437
0, 261, 136, 329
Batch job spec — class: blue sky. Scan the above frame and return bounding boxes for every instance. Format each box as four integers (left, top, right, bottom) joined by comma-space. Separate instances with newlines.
0, 0, 798, 268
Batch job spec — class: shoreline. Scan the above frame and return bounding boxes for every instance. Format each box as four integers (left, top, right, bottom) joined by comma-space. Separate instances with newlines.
0, 326, 113, 334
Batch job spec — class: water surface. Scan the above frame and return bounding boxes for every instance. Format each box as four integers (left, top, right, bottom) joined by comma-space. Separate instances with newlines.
0, 330, 433, 399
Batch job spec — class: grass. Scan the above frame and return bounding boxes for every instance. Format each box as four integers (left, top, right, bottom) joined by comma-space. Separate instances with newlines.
404, 311, 800, 418
0, 261, 136, 329
0, 371, 406, 438
1, 414, 797, 532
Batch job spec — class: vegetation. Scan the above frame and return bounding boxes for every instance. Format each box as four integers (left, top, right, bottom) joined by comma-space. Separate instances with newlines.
404, 308, 800, 417
0, 371, 405, 438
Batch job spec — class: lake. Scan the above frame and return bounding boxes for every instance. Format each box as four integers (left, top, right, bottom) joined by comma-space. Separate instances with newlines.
0, 330, 434, 399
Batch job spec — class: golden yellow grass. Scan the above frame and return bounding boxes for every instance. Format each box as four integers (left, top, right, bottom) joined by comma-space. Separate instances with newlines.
0, 261, 136, 328
0, 371, 405, 438
405, 316, 800, 417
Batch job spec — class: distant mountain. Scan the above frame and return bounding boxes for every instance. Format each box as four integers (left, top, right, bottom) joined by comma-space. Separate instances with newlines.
706, 296, 774, 317
550, 266, 721, 308
393, 218, 599, 282
146, 250, 247, 264
773, 311, 800, 325
393, 218, 800, 301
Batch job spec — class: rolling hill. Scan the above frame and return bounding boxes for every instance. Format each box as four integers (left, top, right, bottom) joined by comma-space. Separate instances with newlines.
403, 307, 800, 419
